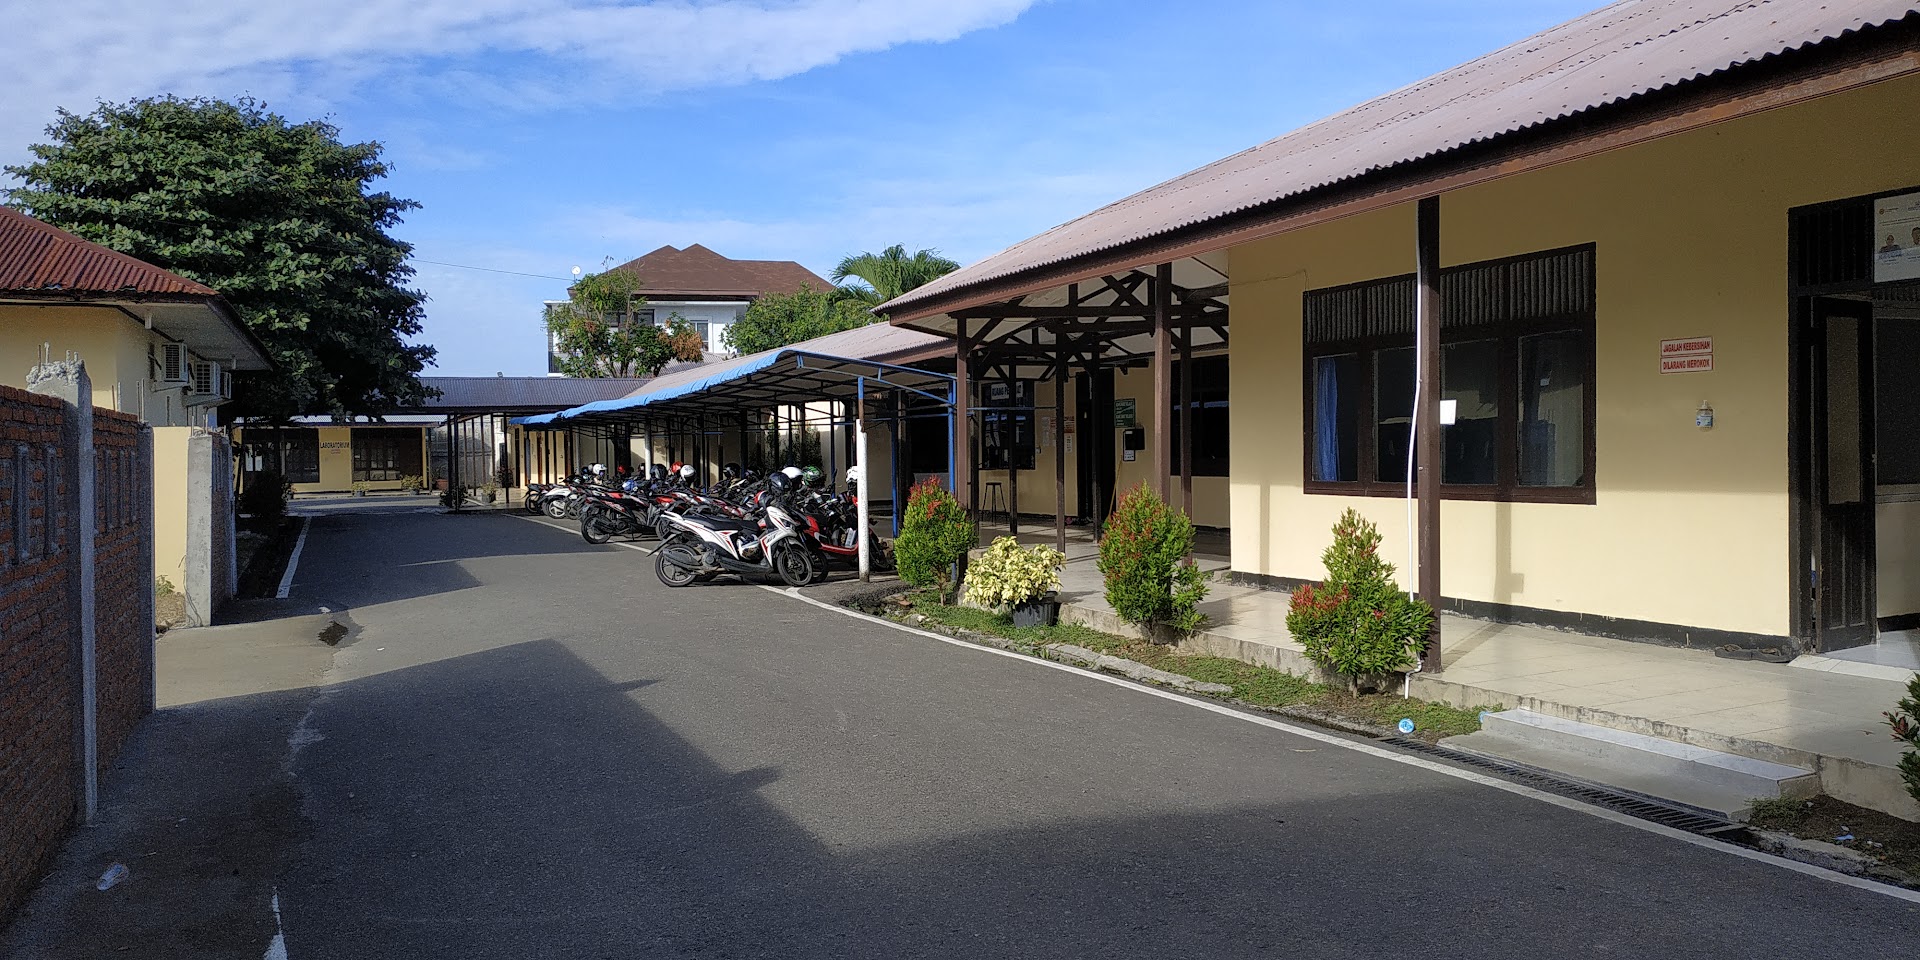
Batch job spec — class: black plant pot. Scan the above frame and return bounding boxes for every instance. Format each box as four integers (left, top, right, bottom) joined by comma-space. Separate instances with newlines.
1011, 597, 1060, 628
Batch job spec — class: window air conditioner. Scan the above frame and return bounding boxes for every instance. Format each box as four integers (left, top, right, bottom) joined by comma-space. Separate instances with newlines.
160, 342, 190, 384
186, 360, 227, 405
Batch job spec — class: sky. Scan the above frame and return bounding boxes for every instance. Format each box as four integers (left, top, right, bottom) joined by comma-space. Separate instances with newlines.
2, 0, 1600, 378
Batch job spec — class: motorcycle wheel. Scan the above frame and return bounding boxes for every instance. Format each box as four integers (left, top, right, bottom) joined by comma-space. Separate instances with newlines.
655, 548, 699, 587
543, 499, 568, 519
774, 544, 815, 587
525, 497, 543, 515
654, 515, 673, 541
580, 505, 613, 545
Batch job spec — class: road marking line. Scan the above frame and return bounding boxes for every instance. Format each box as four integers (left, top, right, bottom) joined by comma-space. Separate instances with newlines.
262, 887, 288, 959
773, 585, 1920, 905
513, 511, 658, 554
275, 517, 310, 599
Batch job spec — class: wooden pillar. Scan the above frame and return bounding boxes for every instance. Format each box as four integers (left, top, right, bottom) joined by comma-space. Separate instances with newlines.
1416, 195, 1444, 672
1153, 261, 1173, 504
1054, 330, 1068, 553
1179, 323, 1193, 516
1006, 372, 1019, 536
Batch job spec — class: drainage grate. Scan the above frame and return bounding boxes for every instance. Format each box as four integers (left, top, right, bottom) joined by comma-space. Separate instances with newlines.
1379, 736, 1751, 840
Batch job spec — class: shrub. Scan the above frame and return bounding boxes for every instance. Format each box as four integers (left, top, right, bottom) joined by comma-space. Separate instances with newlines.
1097, 483, 1210, 632
894, 478, 974, 601
1285, 508, 1434, 689
963, 536, 1065, 609
1886, 674, 1920, 805
238, 469, 291, 519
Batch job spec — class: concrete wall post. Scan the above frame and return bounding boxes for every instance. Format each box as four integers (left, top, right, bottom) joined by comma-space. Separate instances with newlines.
27, 357, 97, 824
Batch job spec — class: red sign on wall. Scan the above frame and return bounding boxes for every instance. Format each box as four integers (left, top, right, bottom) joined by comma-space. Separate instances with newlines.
1659, 337, 1713, 374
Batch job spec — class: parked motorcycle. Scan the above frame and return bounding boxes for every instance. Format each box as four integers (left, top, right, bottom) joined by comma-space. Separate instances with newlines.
654, 473, 814, 587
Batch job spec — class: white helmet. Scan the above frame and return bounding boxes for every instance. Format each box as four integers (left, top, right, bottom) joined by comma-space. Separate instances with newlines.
845, 465, 862, 486
590, 463, 606, 477
781, 466, 802, 480
678, 463, 696, 480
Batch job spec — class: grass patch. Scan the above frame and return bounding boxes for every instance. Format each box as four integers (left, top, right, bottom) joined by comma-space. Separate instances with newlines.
876, 590, 1489, 741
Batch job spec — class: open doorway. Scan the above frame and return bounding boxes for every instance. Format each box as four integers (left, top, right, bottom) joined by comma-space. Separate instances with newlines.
1791, 187, 1920, 668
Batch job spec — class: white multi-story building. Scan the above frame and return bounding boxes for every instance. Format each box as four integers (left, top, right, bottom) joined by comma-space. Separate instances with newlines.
548, 243, 830, 374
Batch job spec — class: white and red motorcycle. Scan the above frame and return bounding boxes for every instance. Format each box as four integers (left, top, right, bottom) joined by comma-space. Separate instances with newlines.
654, 473, 815, 587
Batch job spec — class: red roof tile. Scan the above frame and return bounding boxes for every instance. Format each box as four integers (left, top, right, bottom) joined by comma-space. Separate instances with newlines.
608, 244, 829, 299
0, 206, 221, 298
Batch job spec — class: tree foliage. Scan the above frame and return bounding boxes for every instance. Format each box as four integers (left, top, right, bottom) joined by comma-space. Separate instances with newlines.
832, 244, 959, 307
545, 268, 705, 378
723, 283, 873, 356
4, 96, 435, 420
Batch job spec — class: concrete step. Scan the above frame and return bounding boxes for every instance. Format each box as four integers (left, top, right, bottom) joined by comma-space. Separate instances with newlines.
1443, 709, 1820, 820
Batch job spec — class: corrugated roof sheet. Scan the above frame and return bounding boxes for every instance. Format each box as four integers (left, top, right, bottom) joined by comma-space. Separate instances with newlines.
884, 0, 1920, 316
414, 376, 652, 412
0, 205, 221, 297
608, 243, 831, 299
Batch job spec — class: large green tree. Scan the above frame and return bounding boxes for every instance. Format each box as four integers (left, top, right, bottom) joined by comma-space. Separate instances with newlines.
546, 268, 705, 378
4, 96, 435, 419
832, 244, 959, 307
723, 283, 874, 355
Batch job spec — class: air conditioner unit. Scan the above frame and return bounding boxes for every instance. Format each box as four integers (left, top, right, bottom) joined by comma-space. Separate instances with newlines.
159, 342, 189, 384
186, 360, 229, 406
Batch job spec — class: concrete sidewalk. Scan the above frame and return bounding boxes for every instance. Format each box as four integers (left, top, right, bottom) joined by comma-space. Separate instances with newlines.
975, 522, 1920, 820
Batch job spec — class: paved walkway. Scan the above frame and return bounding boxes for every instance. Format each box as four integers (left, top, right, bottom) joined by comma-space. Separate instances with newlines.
975, 521, 1920, 819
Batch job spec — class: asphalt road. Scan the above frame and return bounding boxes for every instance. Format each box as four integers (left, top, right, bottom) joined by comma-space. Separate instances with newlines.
12, 501, 1918, 958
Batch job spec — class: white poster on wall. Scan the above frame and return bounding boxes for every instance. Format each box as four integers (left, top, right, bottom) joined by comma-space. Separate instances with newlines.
1874, 191, 1920, 283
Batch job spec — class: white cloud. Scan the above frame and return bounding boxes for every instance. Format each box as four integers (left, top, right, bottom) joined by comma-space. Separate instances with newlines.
0, 0, 1038, 166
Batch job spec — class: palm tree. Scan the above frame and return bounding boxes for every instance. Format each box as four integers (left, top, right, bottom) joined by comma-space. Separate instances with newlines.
832, 245, 959, 307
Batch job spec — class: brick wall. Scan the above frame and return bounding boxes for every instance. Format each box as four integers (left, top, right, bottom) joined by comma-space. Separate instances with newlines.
0, 384, 155, 923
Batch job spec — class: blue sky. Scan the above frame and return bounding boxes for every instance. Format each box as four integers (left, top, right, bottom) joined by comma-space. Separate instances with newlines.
4, 0, 1599, 377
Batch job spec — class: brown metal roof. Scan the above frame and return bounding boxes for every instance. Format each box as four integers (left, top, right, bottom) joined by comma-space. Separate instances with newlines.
883, 0, 1920, 319
608, 243, 831, 300
0, 205, 221, 297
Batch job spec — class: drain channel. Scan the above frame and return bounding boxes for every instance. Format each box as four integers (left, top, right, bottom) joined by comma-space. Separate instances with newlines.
1378, 736, 1750, 839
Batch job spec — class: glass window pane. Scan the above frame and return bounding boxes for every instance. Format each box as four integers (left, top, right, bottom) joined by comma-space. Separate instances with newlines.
1310, 354, 1358, 482
1375, 347, 1415, 483
1519, 331, 1587, 487
1442, 340, 1500, 485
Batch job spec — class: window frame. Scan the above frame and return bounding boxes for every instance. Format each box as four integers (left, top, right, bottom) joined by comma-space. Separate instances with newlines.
1171, 354, 1230, 478
1300, 244, 1597, 505
352, 427, 423, 483
979, 380, 1037, 472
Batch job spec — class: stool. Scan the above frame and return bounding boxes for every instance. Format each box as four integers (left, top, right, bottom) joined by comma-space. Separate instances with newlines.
983, 481, 1005, 517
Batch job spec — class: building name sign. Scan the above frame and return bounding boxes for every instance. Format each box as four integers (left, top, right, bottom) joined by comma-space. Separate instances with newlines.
320, 441, 351, 450
1659, 337, 1713, 374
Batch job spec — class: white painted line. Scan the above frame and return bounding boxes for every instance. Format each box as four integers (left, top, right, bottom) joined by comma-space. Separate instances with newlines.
275, 518, 310, 599
513, 511, 659, 555
773, 585, 1920, 905
262, 887, 288, 959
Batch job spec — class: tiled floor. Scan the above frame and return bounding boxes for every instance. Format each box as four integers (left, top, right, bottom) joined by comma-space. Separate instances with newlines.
977, 522, 1916, 785
1824, 628, 1920, 671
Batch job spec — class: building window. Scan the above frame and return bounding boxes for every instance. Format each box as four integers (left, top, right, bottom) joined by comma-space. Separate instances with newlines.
1302, 244, 1595, 503
1171, 355, 1229, 477
352, 428, 423, 482
282, 429, 320, 484
980, 380, 1035, 471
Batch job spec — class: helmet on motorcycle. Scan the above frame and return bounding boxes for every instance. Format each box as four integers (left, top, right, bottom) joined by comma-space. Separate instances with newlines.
766, 471, 791, 495
678, 463, 696, 481
781, 466, 802, 481
650, 463, 668, 481
721, 462, 740, 481
845, 465, 862, 487
800, 465, 823, 488
590, 463, 606, 478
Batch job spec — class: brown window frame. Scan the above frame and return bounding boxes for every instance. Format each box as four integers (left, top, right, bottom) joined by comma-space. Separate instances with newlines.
1301, 244, 1597, 505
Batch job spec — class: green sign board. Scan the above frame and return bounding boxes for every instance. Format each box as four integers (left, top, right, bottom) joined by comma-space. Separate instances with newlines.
1114, 398, 1137, 428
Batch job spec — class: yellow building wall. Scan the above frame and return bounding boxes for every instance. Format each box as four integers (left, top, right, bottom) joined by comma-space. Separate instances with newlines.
152, 426, 192, 589
0, 304, 195, 423
1227, 72, 1920, 638
976, 377, 1084, 521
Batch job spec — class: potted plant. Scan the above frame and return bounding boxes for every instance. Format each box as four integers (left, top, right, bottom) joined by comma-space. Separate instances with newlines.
351, 480, 370, 498
480, 481, 499, 504
399, 474, 424, 495
964, 536, 1066, 627
1285, 508, 1435, 694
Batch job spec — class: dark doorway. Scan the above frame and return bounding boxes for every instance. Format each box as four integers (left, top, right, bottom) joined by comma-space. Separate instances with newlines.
1076, 368, 1116, 530
1808, 296, 1877, 652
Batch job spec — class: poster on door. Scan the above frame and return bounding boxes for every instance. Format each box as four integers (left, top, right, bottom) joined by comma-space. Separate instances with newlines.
1874, 191, 1920, 283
